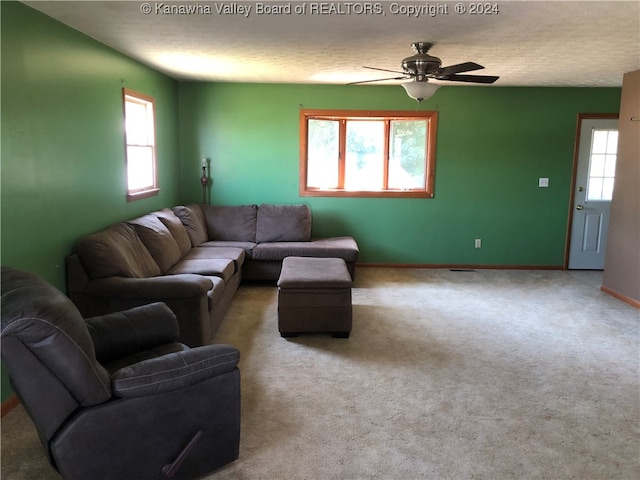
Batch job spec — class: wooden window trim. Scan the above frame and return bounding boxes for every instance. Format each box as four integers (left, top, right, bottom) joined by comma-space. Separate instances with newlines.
300, 109, 438, 198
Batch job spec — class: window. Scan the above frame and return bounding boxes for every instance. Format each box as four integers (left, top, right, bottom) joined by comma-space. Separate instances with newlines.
300, 110, 438, 198
123, 88, 158, 201
586, 128, 618, 201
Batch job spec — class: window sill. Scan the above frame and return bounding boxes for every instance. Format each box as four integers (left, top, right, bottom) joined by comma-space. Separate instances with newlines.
127, 188, 160, 202
300, 189, 434, 199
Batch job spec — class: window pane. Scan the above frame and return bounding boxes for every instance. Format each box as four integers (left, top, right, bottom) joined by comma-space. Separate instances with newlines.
603, 154, 617, 177
591, 130, 609, 154
127, 146, 154, 190
587, 177, 603, 201
345, 121, 384, 190
307, 119, 339, 188
602, 178, 615, 200
589, 154, 606, 177
605, 131, 618, 154
389, 120, 426, 189
125, 100, 152, 145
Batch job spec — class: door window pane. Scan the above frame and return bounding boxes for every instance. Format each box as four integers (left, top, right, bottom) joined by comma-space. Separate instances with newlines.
602, 178, 615, 200
591, 130, 609, 154
589, 154, 606, 177
606, 131, 618, 153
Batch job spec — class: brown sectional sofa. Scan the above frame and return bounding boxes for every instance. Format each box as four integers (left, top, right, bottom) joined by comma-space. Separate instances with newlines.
67, 203, 359, 346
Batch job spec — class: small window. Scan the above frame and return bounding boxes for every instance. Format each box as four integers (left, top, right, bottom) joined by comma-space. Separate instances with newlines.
300, 110, 438, 198
123, 88, 158, 201
587, 128, 618, 201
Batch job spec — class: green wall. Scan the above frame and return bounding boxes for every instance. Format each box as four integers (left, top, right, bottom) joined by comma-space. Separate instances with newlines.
178, 82, 621, 266
1, 2, 181, 401
0, 1, 622, 403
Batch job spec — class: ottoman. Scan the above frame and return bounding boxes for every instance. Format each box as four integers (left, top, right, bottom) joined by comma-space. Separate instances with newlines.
277, 257, 353, 338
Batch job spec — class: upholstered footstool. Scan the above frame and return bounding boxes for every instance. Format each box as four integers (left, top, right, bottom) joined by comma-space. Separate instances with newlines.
277, 257, 353, 338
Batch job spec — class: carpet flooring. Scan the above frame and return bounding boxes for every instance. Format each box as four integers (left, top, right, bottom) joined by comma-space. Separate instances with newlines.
2, 268, 639, 479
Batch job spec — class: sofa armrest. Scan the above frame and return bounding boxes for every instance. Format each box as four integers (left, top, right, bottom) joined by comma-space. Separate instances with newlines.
85, 274, 213, 299
111, 344, 240, 398
85, 303, 180, 363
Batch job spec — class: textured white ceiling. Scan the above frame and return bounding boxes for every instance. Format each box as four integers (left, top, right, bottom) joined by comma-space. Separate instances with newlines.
24, 0, 640, 87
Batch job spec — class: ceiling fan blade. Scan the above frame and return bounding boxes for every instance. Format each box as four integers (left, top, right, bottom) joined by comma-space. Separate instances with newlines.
436, 74, 499, 84
436, 62, 484, 76
348, 76, 410, 85
363, 66, 408, 75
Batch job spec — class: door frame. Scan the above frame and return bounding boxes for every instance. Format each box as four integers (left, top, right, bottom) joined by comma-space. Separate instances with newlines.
564, 112, 619, 269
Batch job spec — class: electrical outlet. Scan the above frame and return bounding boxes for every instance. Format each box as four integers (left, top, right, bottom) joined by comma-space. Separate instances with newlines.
475, 239, 482, 248
539, 177, 549, 187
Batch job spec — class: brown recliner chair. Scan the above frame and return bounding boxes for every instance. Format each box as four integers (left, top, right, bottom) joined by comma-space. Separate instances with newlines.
1, 266, 241, 480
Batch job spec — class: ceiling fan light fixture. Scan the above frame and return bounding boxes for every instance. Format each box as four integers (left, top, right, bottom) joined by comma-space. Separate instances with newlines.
401, 80, 440, 102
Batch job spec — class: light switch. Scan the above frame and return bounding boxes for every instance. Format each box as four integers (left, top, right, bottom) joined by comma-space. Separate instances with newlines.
538, 178, 549, 187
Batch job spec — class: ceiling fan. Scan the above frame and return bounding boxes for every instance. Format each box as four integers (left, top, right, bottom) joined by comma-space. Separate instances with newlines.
350, 42, 499, 102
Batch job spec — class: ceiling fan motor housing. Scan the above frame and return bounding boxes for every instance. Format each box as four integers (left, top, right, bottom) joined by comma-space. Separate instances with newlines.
401, 42, 442, 80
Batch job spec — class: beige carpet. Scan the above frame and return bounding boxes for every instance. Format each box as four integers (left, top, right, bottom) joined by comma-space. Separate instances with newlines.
2, 268, 639, 479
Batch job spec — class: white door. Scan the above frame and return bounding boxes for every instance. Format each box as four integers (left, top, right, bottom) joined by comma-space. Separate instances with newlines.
568, 118, 619, 269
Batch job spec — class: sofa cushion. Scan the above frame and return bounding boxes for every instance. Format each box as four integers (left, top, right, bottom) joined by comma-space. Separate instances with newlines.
202, 205, 258, 242
172, 204, 208, 247
184, 247, 246, 273
278, 257, 352, 288
1, 267, 112, 406
252, 237, 360, 263
86, 302, 180, 364
199, 241, 256, 259
256, 204, 312, 243
167, 258, 236, 284
77, 223, 161, 279
153, 208, 192, 256
128, 215, 182, 273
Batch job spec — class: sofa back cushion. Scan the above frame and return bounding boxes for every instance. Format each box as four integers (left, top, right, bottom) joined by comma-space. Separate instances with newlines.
77, 223, 161, 279
172, 204, 208, 246
153, 208, 192, 256
1, 267, 112, 408
128, 215, 183, 273
203, 205, 258, 242
256, 204, 312, 243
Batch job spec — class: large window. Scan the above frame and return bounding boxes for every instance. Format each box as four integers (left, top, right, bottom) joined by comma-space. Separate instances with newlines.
300, 110, 438, 198
123, 88, 158, 201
